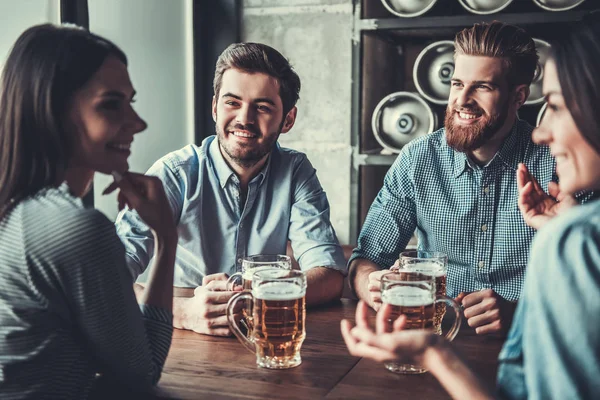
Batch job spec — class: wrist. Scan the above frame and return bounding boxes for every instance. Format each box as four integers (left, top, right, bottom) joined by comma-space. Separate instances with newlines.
153, 227, 178, 249
421, 336, 457, 378
179, 297, 193, 330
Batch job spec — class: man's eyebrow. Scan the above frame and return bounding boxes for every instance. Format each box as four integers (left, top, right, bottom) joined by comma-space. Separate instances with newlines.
253, 98, 276, 106
222, 92, 242, 100
472, 80, 500, 88
222, 92, 276, 106
450, 79, 500, 88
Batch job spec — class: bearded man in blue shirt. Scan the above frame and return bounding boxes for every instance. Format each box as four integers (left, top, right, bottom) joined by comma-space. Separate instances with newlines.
350, 21, 561, 336
115, 43, 346, 336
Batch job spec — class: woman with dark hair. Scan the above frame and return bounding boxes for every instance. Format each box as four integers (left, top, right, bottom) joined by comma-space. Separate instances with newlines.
341, 12, 600, 400
0, 24, 177, 398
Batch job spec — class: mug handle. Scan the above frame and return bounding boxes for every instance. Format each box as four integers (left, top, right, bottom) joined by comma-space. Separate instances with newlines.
226, 291, 255, 354
226, 272, 242, 291
434, 295, 462, 342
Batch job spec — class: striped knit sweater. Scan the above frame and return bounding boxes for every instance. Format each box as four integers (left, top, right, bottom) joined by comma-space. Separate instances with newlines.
0, 183, 173, 399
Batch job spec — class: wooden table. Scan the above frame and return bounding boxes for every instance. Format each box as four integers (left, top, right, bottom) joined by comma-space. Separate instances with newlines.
150, 298, 504, 399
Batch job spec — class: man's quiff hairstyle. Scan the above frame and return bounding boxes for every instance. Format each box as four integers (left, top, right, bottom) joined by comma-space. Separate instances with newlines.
213, 42, 301, 116
454, 21, 538, 87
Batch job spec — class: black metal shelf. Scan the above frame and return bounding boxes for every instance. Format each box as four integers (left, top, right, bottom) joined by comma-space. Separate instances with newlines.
354, 151, 398, 167
348, 0, 599, 243
357, 10, 589, 31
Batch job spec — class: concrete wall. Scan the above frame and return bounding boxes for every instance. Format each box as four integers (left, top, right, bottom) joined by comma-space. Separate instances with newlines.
89, 0, 195, 220
241, 0, 353, 244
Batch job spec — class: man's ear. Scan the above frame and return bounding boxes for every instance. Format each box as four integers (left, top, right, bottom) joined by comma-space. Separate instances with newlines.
211, 96, 217, 122
280, 106, 297, 134
513, 84, 530, 109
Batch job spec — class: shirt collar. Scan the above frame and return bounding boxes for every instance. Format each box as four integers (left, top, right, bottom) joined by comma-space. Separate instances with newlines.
451, 119, 524, 178
208, 135, 273, 188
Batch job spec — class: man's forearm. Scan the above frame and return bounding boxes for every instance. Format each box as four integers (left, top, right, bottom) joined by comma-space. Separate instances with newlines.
349, 259, 380, 306
305, 267, 344, 306
134, 283, 193, 330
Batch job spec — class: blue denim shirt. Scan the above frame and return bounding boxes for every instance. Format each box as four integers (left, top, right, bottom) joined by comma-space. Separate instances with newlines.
497, 200, 600, 399
115, 136, 346, 286
350, 120, 555, 300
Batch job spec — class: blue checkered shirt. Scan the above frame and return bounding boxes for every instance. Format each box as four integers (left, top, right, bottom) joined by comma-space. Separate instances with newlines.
350, 119, 555, 301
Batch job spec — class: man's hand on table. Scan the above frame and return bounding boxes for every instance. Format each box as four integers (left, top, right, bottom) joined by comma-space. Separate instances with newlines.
456, 289, 517, 336
177, 273, 242, 336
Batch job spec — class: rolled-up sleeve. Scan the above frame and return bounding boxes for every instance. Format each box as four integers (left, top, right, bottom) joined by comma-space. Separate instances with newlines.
349, 147, 417, 270
288, 156, 346, 275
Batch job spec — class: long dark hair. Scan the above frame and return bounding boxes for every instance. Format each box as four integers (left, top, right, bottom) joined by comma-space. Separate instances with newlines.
551, 12, 600, 154
0, 24, 127, 219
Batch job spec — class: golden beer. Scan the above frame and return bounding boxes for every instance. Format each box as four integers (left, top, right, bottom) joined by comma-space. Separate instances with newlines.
227, 256, 292, 337
253, 282, 306, 369
399, 252, 448, 335
406, 262, 447, 334
380, 270, 462, 374
381, 283, 435, 374
382, 285, 435, 330
227, 269, 307, 369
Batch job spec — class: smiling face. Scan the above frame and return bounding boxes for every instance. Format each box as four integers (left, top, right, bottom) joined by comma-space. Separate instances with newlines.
65, 55, 147, 174
445, 55, 519, 153
212, 68, 296, 169
534, 59, 600, 194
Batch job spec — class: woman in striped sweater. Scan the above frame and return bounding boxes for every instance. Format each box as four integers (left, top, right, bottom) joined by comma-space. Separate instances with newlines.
0, 24, 178, 399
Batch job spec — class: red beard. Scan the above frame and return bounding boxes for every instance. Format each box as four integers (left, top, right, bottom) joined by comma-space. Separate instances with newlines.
444, 105, 507, 153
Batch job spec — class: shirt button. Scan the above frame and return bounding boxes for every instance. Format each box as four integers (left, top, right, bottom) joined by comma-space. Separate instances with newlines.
483, 186, 490, 194
481, 224, 488, 232
478, 260, 485, 268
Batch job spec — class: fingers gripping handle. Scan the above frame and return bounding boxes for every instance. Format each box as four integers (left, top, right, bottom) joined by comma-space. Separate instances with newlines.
226, 291, 255, 354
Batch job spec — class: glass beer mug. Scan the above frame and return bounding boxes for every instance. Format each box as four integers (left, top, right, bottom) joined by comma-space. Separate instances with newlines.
226, 268, 307, 369
395, 250, 448, 335
226, 255, 293, 291
381, 271, 461, 374
226, 255, 292, 336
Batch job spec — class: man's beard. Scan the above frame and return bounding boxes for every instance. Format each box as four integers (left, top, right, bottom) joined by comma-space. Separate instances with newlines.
444, 102, 508, 153
216, 122, 280, 169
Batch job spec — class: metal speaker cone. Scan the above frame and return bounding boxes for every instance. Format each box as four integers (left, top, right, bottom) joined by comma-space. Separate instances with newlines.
533, 0, 586, 11
371, 92, 437, 153
536, 103, 547, 126
380, 0, 438, 18
458, 0, 514, 14
413, 40, 455, 105
527, 38, 552, 106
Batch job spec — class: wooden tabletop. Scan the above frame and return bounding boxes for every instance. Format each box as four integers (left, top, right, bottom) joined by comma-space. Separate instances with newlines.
148, 298, 504, 399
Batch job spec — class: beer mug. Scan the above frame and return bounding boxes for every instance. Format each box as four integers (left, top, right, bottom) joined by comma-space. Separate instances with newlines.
226, 255, 292, 291
396, 250, 448, 335
226, 255, 292, 336
381, 271, 461, 374
226, 268, 307, 369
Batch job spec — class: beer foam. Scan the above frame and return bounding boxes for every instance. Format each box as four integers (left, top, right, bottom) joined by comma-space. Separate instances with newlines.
254, 281, 305, 301
382, 285, 433, 307
408, 262, 445, 277
242, 266, 287, 281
